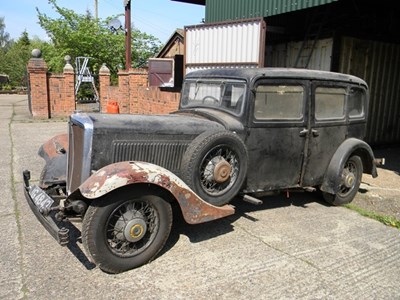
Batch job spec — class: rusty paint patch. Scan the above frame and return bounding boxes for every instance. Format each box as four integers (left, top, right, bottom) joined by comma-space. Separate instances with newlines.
78, 161, 234, 224
41, 134, 68, 160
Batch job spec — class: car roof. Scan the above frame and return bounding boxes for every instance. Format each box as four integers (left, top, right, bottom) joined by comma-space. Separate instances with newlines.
185, 68, 367, 87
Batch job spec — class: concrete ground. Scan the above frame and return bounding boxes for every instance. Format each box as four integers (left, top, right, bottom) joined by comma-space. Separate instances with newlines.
1, 94, 399, 299
354, 148, 400, 221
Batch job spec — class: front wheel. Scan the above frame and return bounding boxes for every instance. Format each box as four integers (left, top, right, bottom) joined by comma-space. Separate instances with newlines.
323, 155, 363, 206
82, 192, 172, 274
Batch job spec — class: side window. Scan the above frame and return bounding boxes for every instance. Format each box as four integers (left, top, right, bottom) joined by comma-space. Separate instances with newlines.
348, 87, 365, 118
254, 85, 304, 120
315, 87, 346, 120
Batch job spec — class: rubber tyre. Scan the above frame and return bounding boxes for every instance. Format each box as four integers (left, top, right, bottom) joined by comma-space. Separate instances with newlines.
323, 155, 363, 206
181, 130, 248, 206
82, 192, 172, 274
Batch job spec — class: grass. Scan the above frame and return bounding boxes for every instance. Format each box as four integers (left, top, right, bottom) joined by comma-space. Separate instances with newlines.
345, 203, 400, 229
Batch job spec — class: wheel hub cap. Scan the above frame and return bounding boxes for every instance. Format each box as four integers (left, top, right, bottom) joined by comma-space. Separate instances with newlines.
213, 159, 232, 183
115, 211, 148, 243
343, 171, 356, 188
125, 218, 147, 242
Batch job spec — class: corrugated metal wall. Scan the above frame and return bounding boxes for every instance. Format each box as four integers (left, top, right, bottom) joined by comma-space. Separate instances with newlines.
205, 0, 338, 23
339, 37, 400, 146
185, 19, 266, 74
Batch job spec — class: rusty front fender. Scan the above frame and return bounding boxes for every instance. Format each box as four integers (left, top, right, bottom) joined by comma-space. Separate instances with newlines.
76, 161, 235, 224
39, 133, 68, 161
38, 133, 68, 188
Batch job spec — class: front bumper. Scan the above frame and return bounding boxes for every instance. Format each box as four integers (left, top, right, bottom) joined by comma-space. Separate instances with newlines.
23, 170, 69, 246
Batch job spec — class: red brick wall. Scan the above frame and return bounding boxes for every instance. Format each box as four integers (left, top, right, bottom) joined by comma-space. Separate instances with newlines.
48, 70, 75, 117
136, 87, 180, 114
28, 59, 180, 118
98, 67, 180, 115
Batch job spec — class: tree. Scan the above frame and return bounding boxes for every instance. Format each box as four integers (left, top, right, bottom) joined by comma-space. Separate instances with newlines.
0, 17, 12, 51
0, 31, 32, 87
0, 16, 13, 88
36, 0, 162, 75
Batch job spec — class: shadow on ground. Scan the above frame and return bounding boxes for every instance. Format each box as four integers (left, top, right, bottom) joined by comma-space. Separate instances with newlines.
164, 191, 325, 252
373, 145, 400, 174
59, 191, 325, 271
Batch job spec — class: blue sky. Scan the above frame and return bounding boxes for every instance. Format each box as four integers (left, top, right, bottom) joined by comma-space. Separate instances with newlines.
0, 0, 205, 43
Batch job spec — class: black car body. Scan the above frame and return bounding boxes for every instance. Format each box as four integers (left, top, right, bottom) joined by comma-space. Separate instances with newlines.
23, 68, 379, 273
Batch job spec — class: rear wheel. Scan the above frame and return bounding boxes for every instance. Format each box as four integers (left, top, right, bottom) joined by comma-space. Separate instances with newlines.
323, 155, 363, 206
82, 192, 172, 274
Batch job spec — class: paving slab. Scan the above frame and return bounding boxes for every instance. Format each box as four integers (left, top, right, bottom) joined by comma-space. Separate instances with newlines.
0, 95, 26, 299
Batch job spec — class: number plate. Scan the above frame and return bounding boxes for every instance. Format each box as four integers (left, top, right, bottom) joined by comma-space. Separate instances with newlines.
29, 185, 54, 213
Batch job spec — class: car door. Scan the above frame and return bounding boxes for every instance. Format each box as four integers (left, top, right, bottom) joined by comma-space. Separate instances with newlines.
244, 79, 309, 192
301, 81, 348, 186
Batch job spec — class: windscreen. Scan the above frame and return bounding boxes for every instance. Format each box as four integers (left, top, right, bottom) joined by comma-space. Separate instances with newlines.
180, 79, 246, 115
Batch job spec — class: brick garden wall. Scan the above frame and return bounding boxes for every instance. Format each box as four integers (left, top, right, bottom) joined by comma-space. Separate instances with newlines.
27, 58, 180, 118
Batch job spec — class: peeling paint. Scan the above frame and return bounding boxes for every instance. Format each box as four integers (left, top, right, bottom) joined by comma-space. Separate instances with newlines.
78, 161, 235, 224
40, 134, 68, 160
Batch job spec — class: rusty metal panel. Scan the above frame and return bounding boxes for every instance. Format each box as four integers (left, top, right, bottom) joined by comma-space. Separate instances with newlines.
205, 0, 338, 23
185, 18, 266, 74
77, 161, 235, 224
339, 37, 400, 145
40, 134, 68, 160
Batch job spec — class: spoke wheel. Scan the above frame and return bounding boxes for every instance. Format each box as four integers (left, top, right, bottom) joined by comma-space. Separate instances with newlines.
200, 146, 239, 196
182, 130, 248, 206
82, 192, 172, 274
106, 199, 158, 257
323, 155, 363, 206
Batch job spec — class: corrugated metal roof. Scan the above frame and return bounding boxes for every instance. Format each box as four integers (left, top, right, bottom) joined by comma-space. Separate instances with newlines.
205, 0, 338, 23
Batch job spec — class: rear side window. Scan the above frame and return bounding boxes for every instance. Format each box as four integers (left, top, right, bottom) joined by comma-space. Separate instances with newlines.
315, 87, 346, 120
348, 87, 365, 118
254, 85, 304, 120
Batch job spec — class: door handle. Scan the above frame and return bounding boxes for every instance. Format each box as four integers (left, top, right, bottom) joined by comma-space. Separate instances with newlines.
311, 129, 319, 137
299, 128, 308, 137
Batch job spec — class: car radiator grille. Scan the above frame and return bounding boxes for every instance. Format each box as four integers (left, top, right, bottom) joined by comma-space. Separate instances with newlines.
112, 141, 189, 173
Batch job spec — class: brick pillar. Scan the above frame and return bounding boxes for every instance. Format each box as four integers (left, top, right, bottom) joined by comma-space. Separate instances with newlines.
99, 64, 111, 113
129, 68, 148, 114
62, 61, 75, 116
27, 50, 49, 118
118, 70, 130, 113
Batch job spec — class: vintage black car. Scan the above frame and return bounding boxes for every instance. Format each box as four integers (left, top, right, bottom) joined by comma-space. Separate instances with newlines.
23, 68, 379, 273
